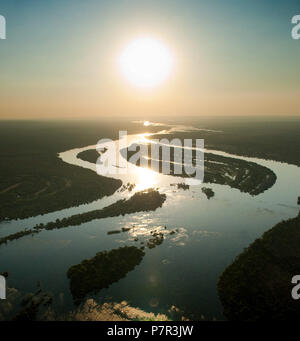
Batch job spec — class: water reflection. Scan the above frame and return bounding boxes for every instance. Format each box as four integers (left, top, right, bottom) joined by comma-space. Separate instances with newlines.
2, 120, 300, 320
135, 167, 157, 191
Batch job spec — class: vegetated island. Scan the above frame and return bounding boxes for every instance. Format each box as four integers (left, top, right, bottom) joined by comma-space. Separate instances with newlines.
107, 226, 180, 251
171, 183, 190, 190
121, 143, 276, 196
218, 212, 300, 321
67, 246, 145, 304
0, 189, 167, 246
201, 187, 215, 199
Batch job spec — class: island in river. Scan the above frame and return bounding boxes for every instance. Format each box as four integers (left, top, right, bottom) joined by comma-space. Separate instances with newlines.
0, 189, 166, 246
77, 142, 277, 196
67, 246, 145, 304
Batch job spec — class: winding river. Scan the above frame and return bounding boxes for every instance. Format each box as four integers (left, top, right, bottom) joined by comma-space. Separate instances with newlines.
0, 122, 299, 320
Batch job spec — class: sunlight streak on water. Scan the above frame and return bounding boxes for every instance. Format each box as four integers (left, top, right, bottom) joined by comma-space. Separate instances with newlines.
135, 167, 158, 191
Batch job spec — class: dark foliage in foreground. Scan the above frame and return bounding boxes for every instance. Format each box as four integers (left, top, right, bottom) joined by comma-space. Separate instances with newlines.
67, 246, 145, 303
218, 213, 300, 320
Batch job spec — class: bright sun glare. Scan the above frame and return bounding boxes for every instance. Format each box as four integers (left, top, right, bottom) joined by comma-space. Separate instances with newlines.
136, 167, 157, 191
119, 37, 174, 88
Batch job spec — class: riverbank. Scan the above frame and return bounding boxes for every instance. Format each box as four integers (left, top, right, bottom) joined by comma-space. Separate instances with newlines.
0, 189, 166, 246
218, 212, 300, 320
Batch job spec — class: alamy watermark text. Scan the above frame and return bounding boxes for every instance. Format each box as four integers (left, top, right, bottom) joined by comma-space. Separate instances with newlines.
0, 275, 6, 299
0, 14, 6, 40
292, 15, 300, 40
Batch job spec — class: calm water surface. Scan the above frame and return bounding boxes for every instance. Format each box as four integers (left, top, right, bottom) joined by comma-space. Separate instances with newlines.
0, 122, 299, 320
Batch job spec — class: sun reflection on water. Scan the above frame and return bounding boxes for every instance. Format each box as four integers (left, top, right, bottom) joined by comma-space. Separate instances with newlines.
135, 167, 157, 191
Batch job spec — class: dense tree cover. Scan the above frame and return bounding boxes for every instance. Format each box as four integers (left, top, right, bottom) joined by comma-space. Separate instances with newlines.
67, 246, 145, 303
0, 189, 167, 246
122, 143, 276, 196
218, 213, 300, 320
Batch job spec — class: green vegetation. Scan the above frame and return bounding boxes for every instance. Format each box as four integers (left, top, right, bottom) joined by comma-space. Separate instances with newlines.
67, 246, 145, 303
202, 187, 215, 200
123, 143, 276, 196
0, 189, 167, 246
218, 213, 300, 320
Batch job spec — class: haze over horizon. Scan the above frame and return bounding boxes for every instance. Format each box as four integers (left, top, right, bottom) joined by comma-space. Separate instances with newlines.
0, 0, 300, 119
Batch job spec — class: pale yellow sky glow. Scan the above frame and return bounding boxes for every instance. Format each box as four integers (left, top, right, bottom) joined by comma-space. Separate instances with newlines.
0, 0, 299, 119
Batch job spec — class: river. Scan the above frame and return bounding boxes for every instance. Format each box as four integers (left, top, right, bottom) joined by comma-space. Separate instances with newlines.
0, 121, 299, 320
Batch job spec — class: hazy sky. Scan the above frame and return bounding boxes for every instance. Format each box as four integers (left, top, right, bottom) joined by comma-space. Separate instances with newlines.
0, 0, 299, 119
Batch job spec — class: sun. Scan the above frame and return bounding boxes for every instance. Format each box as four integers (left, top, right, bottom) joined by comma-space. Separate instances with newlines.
119, 37, 174, 88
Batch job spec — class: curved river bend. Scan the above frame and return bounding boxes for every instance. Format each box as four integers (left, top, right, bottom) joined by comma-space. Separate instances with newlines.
0, 124, 299, 320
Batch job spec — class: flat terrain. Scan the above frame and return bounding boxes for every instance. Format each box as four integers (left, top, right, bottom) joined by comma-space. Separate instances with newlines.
1, 117, 299, 218
0, 120, 142, 221
154, 117, 300, 166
